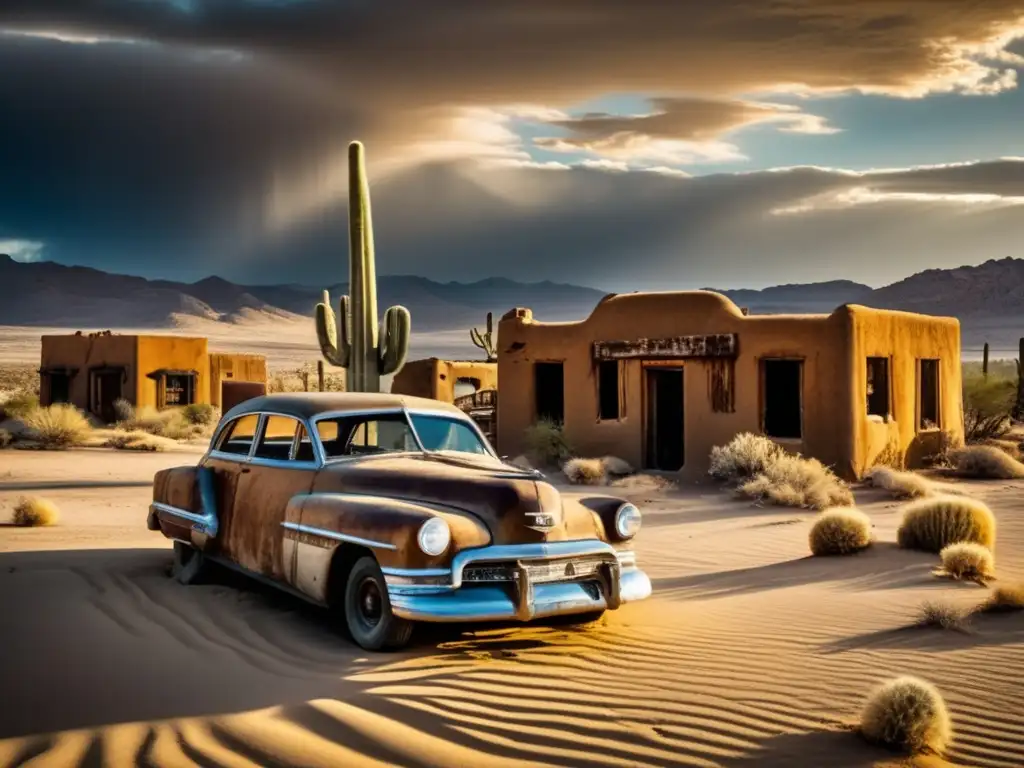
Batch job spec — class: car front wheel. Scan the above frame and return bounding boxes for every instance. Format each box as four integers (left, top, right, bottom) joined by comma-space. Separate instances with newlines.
344, 556, 413, 651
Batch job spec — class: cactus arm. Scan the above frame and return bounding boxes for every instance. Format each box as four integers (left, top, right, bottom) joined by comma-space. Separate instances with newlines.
315, 290, 351, 367
470, 326, 487, 350
469, 311, 498, 361
378, 305, 411, 376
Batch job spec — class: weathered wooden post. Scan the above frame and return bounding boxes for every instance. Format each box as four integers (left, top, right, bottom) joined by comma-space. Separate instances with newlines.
317, 360, 325, 392
983, 342, 990, 376
302, 370, 310, 392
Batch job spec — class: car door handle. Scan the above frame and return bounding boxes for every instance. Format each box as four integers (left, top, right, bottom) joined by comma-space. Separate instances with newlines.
240, 467, 251, 473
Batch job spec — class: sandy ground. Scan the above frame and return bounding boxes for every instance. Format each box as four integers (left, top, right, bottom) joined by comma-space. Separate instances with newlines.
0, 324, 480, 369
1, 450, 1023, 768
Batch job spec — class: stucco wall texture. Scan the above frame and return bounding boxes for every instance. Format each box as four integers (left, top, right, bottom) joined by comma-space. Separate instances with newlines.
496, 291, 962, 481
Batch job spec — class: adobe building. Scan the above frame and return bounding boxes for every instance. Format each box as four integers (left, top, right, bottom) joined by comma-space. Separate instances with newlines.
39, 333, 267, 422
496, 291, 963, 481
391, 358, 498, 444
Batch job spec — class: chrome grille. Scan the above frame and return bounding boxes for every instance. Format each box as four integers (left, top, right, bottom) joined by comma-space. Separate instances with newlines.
462, 556, 608, 584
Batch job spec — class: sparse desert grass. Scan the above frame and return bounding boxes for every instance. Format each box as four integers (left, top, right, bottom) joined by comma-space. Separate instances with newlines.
268, 365, 345, 393
865, 466, 935, 499
808, 507, 873, 555
962, 369, 1015, 442
897, 495, 996, 553
103, 430, 168, 452
935, 542, 995, 584
736, 453, 853, 511
182, 402, 216, 425
915, 600, 970, 631
118, 404, 206, 441
859, 676, 952, 755
610, 473, 677, 492
18, 403, 92, 448
979, 583, 1024, 613
950, 444, 1024, 480
0, 390, 40, 420
11, 496, 60, 527
708, 432, 784, 481
523, 419, 572, 467
981, 437, 1022, 461
562, 455, 635, 485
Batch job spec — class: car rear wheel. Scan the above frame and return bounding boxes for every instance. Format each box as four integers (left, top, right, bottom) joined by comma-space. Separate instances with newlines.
171, 540, 209, 585
344, 556, 413, 651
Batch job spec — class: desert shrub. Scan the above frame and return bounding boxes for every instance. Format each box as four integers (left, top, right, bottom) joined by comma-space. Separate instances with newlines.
0, 391, 40, 420
0, 428, 11, 448
523, 419, 572, 467
865, 466, 934, 499
860, 677, 951, 755
896, 495, 996, 553
708, 433, 785, 481
103, 430, 167, 452
602, 455, 634, 476
122, 405, 202, 441
11, 496, 60, 527
936, 542, 995, 583
182, 402, 216, 425
962, 371, 1015, 442
19, 403, 91, 448
736, 453, 853, 511
981, 438, 1022, 461
916, 600, 970, 631
112, 397, 135, 423
872, 441, 905, 470
808, 507, 873, 555
563, 457, 607, 485
610, 473, 677, 492
949, 444, 1024, 480
980, 583, 1024, 613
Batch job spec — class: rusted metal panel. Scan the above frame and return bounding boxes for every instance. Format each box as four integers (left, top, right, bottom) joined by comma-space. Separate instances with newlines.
593, 334, 737, 360
708, 358, 735, 413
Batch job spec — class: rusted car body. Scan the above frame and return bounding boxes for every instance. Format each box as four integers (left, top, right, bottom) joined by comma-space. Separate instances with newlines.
148, 392, 651, 649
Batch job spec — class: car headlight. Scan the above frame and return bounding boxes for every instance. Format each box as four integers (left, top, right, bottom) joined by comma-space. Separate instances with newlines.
614, 503, 642, 539
417, 517, 451, 556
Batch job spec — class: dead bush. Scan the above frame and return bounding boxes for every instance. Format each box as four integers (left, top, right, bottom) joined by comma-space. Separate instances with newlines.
103, 430, 167, 452
610, 473, 677, 492
523, 419, 572, 467
916, 600, 970, 631
962, 371, 1015, 442
935, 542, 995, 584
182, 403, 217, 426
0, 391, 39, 421
865, 466, 934, 499
808, 507, 873, 555
979, 584, 1024, 614
12, 496, 60, 527
602, 456, 634, 477
736, 453, 853, 511
708, 433, 785, 481
896, 495, 996, 553
122, 405, 202, 441
563, 457, 606, 485
112, 397, 135, 423
859, 676, 952, 755
19, 404, 92, 448
949, 444, 1024, 480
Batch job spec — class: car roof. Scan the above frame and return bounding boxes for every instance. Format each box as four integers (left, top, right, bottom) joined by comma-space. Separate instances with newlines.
221, 391, 467, 422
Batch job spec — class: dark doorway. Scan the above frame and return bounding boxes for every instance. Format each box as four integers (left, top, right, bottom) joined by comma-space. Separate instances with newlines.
762, 359, 802, 439
598, 360, 620, 420
534, 362, 564, 423
919, 359, 939, 429
645, 367, 684, 470
90, 368, 124, 423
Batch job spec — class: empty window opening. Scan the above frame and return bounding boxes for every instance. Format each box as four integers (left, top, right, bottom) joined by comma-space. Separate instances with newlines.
534, 362, 565, 424
919, 359, 940, 430
454, 377, 481, 399
866, 357, 890, 418
598, 360, 621, 420
218, 414, 259, 456
762, 359, 802, 439
47, 373, 71, 404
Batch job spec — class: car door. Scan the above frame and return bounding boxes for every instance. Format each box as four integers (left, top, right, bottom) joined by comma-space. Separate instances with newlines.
228, 413, 318, 582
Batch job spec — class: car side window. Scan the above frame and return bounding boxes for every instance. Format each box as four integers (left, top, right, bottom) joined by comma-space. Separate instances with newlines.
316, 414, 418, 458
252, 415, 302, 462
217, 414, 260, 456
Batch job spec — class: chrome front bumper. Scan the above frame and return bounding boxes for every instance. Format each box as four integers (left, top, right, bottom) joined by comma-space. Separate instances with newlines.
384, 541, 652, 623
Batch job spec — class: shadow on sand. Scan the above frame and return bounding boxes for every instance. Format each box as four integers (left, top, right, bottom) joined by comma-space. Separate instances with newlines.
720, 726, 900, 768
651, 543, 943, 600
824, 610, 1024, 654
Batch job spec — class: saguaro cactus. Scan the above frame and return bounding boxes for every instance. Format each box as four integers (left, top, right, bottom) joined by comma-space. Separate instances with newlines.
470, 312, 498, 362
315, 141, 410, 391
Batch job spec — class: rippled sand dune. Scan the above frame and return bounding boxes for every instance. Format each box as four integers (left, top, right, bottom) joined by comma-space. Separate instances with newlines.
1, 450, 1022, 767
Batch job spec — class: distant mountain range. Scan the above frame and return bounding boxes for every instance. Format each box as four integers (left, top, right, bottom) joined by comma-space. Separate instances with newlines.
1, 254, 1022, 352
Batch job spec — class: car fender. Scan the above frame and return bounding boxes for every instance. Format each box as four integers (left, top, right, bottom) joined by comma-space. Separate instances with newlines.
151, 465, 220, 551
285, 492, 492, 603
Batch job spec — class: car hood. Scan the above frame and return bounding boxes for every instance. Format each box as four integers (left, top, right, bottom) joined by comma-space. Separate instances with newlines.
310, 453, 598, 544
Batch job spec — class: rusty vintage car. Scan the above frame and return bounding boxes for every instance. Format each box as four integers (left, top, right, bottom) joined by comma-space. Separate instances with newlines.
148, 392, 651, 650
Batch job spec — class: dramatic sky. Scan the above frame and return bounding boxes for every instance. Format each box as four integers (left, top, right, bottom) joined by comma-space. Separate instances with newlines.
1, 1, 1023, 291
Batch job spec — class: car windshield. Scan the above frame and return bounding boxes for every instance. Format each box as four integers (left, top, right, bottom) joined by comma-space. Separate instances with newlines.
409, 413, 490, 456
